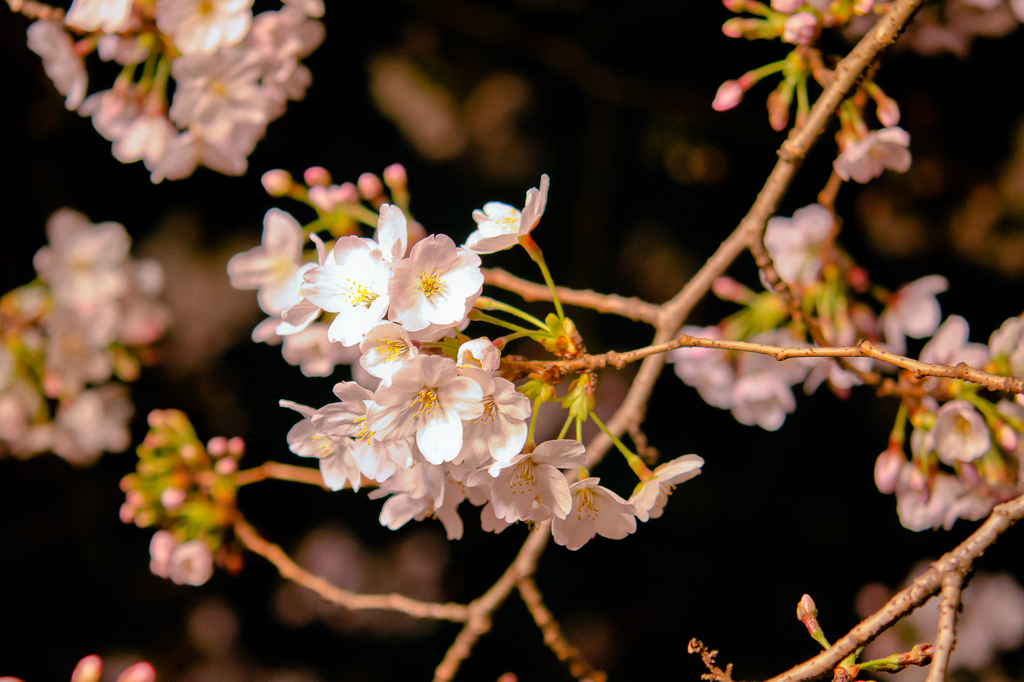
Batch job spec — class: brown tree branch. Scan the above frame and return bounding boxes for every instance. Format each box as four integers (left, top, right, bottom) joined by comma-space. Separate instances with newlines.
233, 519, 471, 622
233, 461, 331, 487
583, 0, 925, 467
482, 267, 660, 325
763, 493, 1024, 682
517, 576, 606, 682
924, 573, 964, 682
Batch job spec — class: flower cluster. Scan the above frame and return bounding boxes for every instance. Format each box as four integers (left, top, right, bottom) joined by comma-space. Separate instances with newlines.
669, 202, 947, 432
120, 409, 247, 586
23, 0, 325, 182
0, 209, 168, 465
875, 314, 1024, 531
716, 0, 911, 184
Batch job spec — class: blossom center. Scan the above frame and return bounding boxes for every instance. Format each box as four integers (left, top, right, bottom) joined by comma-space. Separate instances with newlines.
310, 433, 338, 457
376, 338, 407, 363
510, 460, 535, 494
344, 281, 379, 308
412, 388, 440, 417
496, 212, 520, 233
198, 0, 214, 14
575, 489, 598, 521
473, 399, 495, 424
354, 415, 374, 443
418, 270, 443, 298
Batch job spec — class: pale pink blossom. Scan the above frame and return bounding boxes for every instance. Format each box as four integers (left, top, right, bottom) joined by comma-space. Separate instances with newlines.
478, 439, 587, 523
880, 275, 948, 355
79, 87, 141, 142
456, 374, 531, 468
834, 127, 912, 183
169, 50, 270, 142
667, 325, 735, 409
552, 478, 637, 550
782, 12, 819, 44
457, 338, 500, 373
65, 0, 133, 33
26, 20, 88, 110
97, 35, 149, 65
464, 175, 550, 254
874, 448, 905, 494
113, 114, 178, 168
730, 330, 812, 431
116, 663, 156, 682
227, 208, 310, 315
280, 399, 361, 490
279, 323, 360, 377
149, 123, 263, 182
149, 530, 177, 578
932, 400, 991, 464
763, 203, 833, 287
168, 539, 215, 585
630, 454, 703, 522
157, 0, 254, 55
919, 315, 989, 369
989, 316, 1024, 375
388, 235, 483, 332
358, 322, 418, 385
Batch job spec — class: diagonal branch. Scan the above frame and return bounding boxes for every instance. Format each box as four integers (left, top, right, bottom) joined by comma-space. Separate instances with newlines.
233, 519, 470, 622
763, 493, 1024, 682
483, 267, 661, 324
924, 573, 964, 682
517, 575, 606, 682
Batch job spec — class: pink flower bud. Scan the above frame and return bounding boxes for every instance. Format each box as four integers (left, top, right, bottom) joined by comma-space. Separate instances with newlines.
847, 266, 869, 293
772, 0, 804, 12
307, 185, 336, 212
72, 655, 103, 682
796, 593, 817, 621
119, 502, 137, 524
959, 461, 980, 487
303, 166, 331, 187
712, 80, 744, 112
115, 662, 155, 682
160, 487, 186, 511
874, 449, 904, 494
149, 530, 176, 578
147, 410, 166, 428
206, 436, 227, 457
227, 436, 245, 456
383, 163, 407, 189
357, 172, 383, 200
999, 424, 1018, 452
782, 12, 818, 44
722, 0, 746, 11
854, 0, 874, 13
876, 97, 900, 127
261, 170, 292, 197
179, 443, 198, 460
215, 457, 237, 475
336, 182, 359, 203
712, 276, 755, 303
722, 17, 757, 37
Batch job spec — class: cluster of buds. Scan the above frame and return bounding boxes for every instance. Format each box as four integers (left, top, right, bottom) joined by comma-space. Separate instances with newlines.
717, 1, 909, 184
669, 203, 948, 432
120, 409, 245, 586
876, 314, 1024, 531
225, 169, 704, 550
0, 209, 168, 465
21, 0, 325, 182
795, 594, 933, 681
7, 655, 158, 682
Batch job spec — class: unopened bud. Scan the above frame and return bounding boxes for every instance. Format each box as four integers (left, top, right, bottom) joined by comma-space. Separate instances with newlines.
722, 0, 747, 11
383, 163, 407, 189
771, 0, 804, 12
358, 172, 384, 200
206, 436, 227, 457
782, 12, 818, 44
261, 170, 293, 196
847, 266, 870, 293
874, 448, 904, 494
116, 662, 156, 682
797, 594, 831, 649
160, 487, 186, 511
876, 97, 900, 127
119, 502, 137, 524
767, 80, 794, 131
227, 436, 245, 456
712, 276, 756, 304
303, 166, 331, 187
215, 457, 237, 475
179, 443, 198, 460
712, 80, 744, 112
998, 424, 1017, 452
72, 656, 103, 682
853, 0, 874, 14
722, 17, 763, 38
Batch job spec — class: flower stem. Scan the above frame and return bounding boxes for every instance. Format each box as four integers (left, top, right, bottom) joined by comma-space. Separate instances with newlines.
468, 310, 535, 336
526, 395, 543, 445
475, 297, 547, 330
589, 411, 647, 478
557, 412, 574, 440
519, 235, 565, 320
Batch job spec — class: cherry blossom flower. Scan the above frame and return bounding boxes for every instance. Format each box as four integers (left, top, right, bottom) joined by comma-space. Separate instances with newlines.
157, 0, 254, 56
279, 323, 360, 377
367, 355, 484, 464
667, 325, 735, 408
359, 322, 418, 385
763, 203, 833, 287
874, 447, 905, 494
552, 478, 637, 550
149, 123, 263, 182
78, 86, 141, 142
113, 114, 178, 169
464, 175, 550, 254
833, 127, 913, 183
246, 5, 325, 110
227, 208, 311, 315
880, 275, 948, 355
65, 0, 134, 33
280, 399, 361, 490
479, 439, 587, 523
782, 12, 819, 44
168, 539, 215, 585
456, 374, 531, 468
149, 530, 177, 578
712, 80, 744, 111
730, 330, 812, 431
919, 315, 989, 369
388, 235, 483, 332
989, 315, 1024, 375
630, 454, 704, 522
932, 400, 991, 464
26, 20, 88, 111
169, 50, 270, 142
457, 338, 501, 373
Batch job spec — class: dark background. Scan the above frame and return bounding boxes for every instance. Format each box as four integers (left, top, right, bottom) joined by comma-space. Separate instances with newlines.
2, 2, 1024, 681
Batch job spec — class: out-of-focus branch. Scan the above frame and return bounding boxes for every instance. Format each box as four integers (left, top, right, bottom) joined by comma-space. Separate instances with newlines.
764, 493, 1024, 682
506, 335, 1023, 394
233, 461, 330, 487
433, 521, 553, 682
517, 576, 605, 682
924, 573, 964, 682
233, 519, 470, 622
483, 267, 660, 324
583, 0, 925, 467
6, 0, 64, 20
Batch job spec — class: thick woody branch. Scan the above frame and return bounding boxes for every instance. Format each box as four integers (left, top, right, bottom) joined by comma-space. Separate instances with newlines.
482, 267, 660, 324
583, 0, 924, 466
433, 521, 553, 682
924, 573, 964, 682
763, 493, 1024, 682
517, 576, 606, 682
233, 519, 470, 622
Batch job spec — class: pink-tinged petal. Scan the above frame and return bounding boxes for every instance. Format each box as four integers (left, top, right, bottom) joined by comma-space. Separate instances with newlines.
534, 463, 573, 518
380, 494, 428, 530
375, 203, 408, 266
519, 174, 550, 235
366, 402, 415, 441
276, 299, 320, 335
319, 445, 360, 491
487, 418, 528, 462
530, 439, 587, 467
417, 410, 464, 464
435, 499, 465, 540
279, 399, 316, 419
262, 208, 303, 260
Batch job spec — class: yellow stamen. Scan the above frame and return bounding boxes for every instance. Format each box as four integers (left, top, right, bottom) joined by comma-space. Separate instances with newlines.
198, 0, 213, 14
575, 488, 598, 521
418, 270, 443, 298
412, 388, 440, 417
343, 280, 379, 308
473, 399, 496, 425
376, 338, 407, 363
354, 415, 374, 443
510, 460, 535, 495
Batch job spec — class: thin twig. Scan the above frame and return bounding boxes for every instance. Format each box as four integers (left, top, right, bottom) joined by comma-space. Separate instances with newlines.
233, 461, 330, 487
583, 0, 925, 467
482, 267, 660, 325
517, 576, 606, 682
233, 519, 470, 622
689, 638, 737, 682
433, 521, 553, 682
763, 493, 1024, 682
6, 0, 64, 20
924, 573, 964, 682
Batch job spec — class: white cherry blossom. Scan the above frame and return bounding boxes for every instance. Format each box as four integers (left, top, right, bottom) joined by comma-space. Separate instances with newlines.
667, 325, 735, 409
763, 203, 833, 287
26, 20, 88, 111
989, 316, 1024, 375
79, 87, 141, 142
630, 454, 704, 522
65, 0, 133, 33
457, 338, 501, 373
730, 330, 811, 431
552, 478, 637, 550
932, 400, 991, 464
227, 208, 310, 315
479, 439, 587, 523
280, 399, 362, 491
168, 539, 215, 586
919, 315, 989, 369
149, 122, 264, 182
279, 323, 360, 377
169, 50, 270, 143
464, 175, 550, 254
456, 373, 531, 468
359, 322, 418, 385
880, 275, 948, 354
157, 0, 254, 56
367, 355, 484, 464
113, 114, 178, 169
834, 127, 912, 183
388, 235, 484, 332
